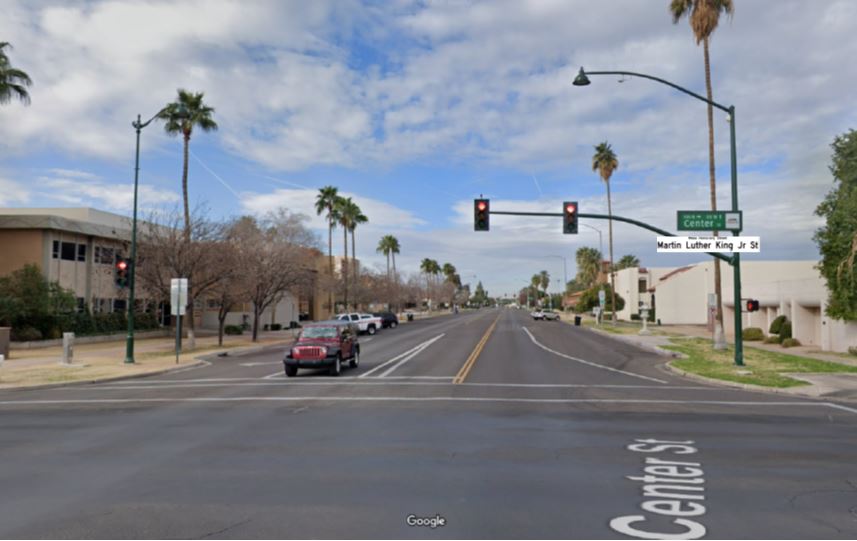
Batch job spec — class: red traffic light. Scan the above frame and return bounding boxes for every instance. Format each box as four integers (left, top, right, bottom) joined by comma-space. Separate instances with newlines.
477, 201, 487, 211
117, 260, 128, 271
746, 299, 760, 312
565, 203, 576, 214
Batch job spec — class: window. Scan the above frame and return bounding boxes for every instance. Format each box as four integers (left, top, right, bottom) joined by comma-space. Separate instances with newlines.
95, 246, 114, 265
77, 244, 86, 262
52, 241, 59, 259
76, 298, 86, 313
60, 242, 76, 261
113, 299, 127, 312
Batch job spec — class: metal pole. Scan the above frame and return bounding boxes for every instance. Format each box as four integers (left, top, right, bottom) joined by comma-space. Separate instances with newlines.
124, 116, 142, 364
730, 106, 744, 366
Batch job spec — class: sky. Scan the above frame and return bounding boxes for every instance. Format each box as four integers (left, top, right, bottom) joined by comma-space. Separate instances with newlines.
1, 0, 855, 298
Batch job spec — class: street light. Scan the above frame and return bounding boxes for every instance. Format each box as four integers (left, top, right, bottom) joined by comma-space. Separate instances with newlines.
581, 223, 604, 256
574, 67, 745, 366
125, 103, 188, 364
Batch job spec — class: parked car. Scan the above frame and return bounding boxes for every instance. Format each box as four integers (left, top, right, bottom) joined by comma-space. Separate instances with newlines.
531, 310, 544, 320
541, 310, 561, 321
373, 312, 399, 329
283, 320, 359, 377
336, 312, 382, 335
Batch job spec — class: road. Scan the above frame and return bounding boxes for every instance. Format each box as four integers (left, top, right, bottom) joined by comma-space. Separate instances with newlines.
1, 308, 856, 539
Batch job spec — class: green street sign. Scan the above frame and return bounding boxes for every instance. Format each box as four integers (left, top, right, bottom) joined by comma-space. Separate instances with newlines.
677, 210, 742, 231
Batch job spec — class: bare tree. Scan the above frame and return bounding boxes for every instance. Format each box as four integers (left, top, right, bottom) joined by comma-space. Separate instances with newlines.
230, 210, 319, 342
136, 205, 229, 349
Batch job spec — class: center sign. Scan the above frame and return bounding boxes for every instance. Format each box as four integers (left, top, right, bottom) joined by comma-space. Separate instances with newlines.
677, 211, 742, 232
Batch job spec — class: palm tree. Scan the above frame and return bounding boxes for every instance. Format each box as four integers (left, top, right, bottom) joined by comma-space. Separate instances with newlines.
576, 247, 603, 288
616, 254, 640, 270
442, 263, 456, 282
348, 202, 368, 288
159, 89, 218, 237
0, 42, 32, 106
593, 141, 619, 323
377, 234, 400, 310
335, 196, 351, 310
671, 0, 734, 348
539, 270, 551, 307
315, 186, 340, 312
531, 274, 542, 306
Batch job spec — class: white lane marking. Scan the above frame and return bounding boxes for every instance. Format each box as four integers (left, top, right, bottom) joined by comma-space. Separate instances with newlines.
826, 402, 857, 415
522, 327, 667, 384
72, 382, 714, 391
0, 398, 848, 415
262, 371, 283, 379
240, 361, 281, 367
359, 334, 445, 378
378, 334, 446, 377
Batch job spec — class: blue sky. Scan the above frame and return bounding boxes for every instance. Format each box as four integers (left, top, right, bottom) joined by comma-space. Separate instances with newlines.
2, 0, 856, 297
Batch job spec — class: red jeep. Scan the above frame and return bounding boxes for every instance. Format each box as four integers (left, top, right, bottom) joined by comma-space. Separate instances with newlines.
283, 320, 360, 377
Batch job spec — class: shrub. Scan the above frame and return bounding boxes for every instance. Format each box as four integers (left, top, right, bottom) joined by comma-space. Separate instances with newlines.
779, 321, 793, 341
849, 346, 857, 357
11, 326, 43, 342
630, 313, 641, 321
72, 310, 97, 335
224, 325, 243, 335
743, 327, 764, 341
764, 335, 782, 344
263, 324, 270, 331
270, 323, 282, 331
135, 312, 160, 331
574, 284, 625, 314
781, 338, 801, 348
769, 315, 787, 335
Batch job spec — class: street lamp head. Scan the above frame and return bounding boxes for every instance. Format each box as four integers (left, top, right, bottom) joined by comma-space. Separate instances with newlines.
572, 67, 591, 87
173, 103, 190, 120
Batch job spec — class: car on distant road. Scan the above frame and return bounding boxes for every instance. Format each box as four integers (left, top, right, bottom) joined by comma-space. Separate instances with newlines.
531, 310, 544, 320
283, 320, 359, 377
373, 311, 399, 329
336, 312, 382, 335
541, 310, 561, 321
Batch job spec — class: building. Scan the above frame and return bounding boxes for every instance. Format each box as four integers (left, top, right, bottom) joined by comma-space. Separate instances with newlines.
0, 207, 332, 331
0, 208, 136, 314
613, 260, 857, 353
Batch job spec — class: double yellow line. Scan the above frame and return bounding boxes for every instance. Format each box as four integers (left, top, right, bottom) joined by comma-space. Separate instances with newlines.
453, 314, 500, 384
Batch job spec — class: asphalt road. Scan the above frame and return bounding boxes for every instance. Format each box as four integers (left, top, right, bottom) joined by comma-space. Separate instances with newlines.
2, 308, 856, 539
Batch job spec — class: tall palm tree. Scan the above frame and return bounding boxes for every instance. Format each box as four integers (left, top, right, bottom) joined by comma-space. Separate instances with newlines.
531, 274, 542, 306
335, 196, 351, 310
576, 246, 603, 288
671, 0, 734, 348
442, 263, 456, 282
0, 42, 32, 106
347, 202, 368, 288
593, 141, 619, 323
420, 258, 434, 309
539, 270, 551, 307
159, 89, 218, 237
617, 254, 641, 270
377, 236, 394, 279
315, 186, 340, 312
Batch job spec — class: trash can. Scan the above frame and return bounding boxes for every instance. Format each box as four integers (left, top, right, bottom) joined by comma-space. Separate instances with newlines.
407, 313, 414, 322
574, 316, 582, 326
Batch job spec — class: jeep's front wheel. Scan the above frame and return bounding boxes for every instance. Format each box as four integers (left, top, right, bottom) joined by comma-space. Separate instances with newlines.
329, 355, 342, 376
350, 348, 360, 368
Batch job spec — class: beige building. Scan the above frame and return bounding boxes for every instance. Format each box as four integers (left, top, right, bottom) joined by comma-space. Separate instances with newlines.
0, 208, 136, 314
614, 260, 857, 353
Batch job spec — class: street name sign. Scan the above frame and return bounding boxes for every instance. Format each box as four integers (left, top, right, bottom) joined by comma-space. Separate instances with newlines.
677, 210, 742, 231
657, 236, 760, 253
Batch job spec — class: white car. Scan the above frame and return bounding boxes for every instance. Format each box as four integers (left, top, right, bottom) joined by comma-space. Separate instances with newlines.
336, 313, 382, 335
541, 310, 561, 321
531, 310, 544, 320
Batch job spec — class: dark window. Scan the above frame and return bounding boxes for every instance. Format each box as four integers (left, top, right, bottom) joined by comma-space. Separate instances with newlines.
77, 244, 86, 262
60, 242, 76, 261
52, 240, 60, 259
76, 297, 86, 313
96, 246, 114, 265
113, 299, 127, 312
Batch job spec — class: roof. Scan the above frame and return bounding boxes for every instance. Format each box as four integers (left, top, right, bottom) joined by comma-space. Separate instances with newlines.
658, 265, 695, 283
0, 213, 131, 241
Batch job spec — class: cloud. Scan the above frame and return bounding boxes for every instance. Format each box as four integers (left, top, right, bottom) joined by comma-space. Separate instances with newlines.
32, 171, 180, 212
0, 176, 30, 206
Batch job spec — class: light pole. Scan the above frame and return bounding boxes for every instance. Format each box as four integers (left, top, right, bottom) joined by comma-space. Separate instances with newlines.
543, 255, 568, 310
581, 223, 603, 256
574, 67, 744, 366
125, 104, 188, 364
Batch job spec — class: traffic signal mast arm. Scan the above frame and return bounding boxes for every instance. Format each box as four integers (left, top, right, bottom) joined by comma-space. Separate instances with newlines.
487, 209, 736, 265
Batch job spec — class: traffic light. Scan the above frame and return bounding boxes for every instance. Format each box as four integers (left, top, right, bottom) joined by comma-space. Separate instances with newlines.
563, 201, 578, 234
746, 299, 760, 312
115, 258, 129, 288
474, 198, 489, 231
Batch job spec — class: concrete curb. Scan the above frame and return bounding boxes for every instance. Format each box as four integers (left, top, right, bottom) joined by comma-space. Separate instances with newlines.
661, 361, 830, 398
574, 322, 686, 359
0, 339, 295, 392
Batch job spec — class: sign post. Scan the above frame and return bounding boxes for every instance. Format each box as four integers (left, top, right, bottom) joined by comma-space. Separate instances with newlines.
170, 278, 188, 364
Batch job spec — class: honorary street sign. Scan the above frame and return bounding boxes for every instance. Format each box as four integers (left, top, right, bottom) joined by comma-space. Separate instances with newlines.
677, 210, 742, 231
657, 236, 760, 253
170, 278, 188, 316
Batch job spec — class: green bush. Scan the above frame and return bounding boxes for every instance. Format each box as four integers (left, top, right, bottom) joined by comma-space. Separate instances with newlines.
135, 312, 160, 331
781, 338, 801, 348
270, 323, 283, 331
11, 326, 43, 342
779, 321, 793, 341
72, 310, 97, 335
224, 325, 243, 335
764, 335, 782, 344
769, 315, 787, 335
630, 313, 641, 321
743, 327, 764, 341
574, 284, 625, 313
849, 346, 857, 357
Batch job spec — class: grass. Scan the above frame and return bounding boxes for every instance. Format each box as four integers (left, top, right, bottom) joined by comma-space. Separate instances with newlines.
664, 337, 857, 388
578, 318, 669, 336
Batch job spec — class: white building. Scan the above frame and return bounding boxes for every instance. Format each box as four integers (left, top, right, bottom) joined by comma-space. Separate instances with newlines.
613, 260, 857, 353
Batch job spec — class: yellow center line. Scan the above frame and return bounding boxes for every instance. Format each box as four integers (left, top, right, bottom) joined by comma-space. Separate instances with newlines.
453, 314, 501, 384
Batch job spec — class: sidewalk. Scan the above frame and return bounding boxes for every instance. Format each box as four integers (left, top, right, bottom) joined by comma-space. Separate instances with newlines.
0, 329, 298, 389
575, 318, 857, 400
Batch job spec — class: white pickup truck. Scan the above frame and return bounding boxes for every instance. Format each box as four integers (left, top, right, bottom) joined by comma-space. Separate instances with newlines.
336, 313, 382, 335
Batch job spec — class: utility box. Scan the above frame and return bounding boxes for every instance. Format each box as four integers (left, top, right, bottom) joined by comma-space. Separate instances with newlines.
62, 332, 74, 365
0, 327, 10, 360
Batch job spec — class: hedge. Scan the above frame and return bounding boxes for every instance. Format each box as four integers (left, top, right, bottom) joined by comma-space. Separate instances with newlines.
781, 338, 801, 348
769, 315, 787, 335
224, 325, 244, 335
743, 327, 764, 341
779, 321, 793, 341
